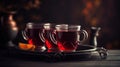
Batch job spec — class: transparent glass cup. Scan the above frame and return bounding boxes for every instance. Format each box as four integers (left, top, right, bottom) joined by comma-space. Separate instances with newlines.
50, 24, 88, 52
22, 23, 46, 52
41, 23, 58, 52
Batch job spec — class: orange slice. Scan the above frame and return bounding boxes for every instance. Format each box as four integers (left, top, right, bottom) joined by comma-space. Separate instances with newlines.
19, 43, 35, 51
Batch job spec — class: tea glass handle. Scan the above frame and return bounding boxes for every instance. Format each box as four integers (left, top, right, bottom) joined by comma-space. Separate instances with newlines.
79, 30, 88, 42
50, 30, 57, 44
22, 29, 29, 40
39, 29, 45, 42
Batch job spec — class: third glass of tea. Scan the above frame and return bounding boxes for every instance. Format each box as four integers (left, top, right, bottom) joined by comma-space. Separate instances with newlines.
51, 24, 88, 52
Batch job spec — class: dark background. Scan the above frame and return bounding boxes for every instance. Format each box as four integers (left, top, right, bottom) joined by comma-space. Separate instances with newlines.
0, 0, 120, 49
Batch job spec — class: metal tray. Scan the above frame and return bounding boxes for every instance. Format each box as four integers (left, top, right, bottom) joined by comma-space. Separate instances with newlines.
8, 44, 107, 62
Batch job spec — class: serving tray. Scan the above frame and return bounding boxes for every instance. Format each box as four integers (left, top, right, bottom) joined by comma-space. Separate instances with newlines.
8, 44, 107, 62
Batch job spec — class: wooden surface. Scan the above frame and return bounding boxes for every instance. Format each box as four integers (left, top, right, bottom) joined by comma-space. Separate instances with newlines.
0, 50, 120, 67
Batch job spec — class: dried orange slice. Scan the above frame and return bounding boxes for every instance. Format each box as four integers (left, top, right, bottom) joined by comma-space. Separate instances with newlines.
19, 43, 35, 51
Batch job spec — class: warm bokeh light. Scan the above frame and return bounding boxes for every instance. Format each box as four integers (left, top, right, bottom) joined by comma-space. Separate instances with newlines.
0, 0, 120, 49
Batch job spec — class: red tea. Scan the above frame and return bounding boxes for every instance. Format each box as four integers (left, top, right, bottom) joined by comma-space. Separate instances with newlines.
26, 28, 45, 50
43, 29, 58, 51
56, 31, 79, 52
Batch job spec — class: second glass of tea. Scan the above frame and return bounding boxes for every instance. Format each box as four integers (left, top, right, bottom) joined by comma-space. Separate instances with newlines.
41, 23, 58, 52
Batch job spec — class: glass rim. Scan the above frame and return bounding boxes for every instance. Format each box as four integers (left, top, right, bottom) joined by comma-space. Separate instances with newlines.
55, 24, 81, 28
26, 22, 53, 29
55, 24, 81, 31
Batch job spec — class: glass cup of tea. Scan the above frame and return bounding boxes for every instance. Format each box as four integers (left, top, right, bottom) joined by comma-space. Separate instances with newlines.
50, 24, 88, 52
22, 23, 46, 52
41, 23, 58, 52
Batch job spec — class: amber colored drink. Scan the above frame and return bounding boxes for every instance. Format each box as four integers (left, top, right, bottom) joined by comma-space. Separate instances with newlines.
44, 29, 58, 52
26, 28, 45, 50
56, 31, 79, 52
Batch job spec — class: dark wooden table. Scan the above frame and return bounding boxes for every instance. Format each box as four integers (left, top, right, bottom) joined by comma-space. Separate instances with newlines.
0, 49, 120, 67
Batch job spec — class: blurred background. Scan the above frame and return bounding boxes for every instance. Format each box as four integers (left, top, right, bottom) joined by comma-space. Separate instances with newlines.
0, 0, 120, 49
